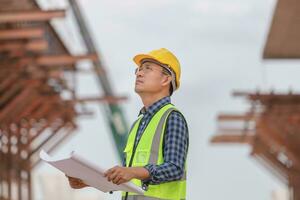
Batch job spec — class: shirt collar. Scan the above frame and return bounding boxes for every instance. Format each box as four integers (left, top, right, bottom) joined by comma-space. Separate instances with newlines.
139, 96, 171, 116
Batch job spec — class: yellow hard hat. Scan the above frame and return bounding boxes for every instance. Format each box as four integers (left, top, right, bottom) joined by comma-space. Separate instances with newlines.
133, 48, 181, 90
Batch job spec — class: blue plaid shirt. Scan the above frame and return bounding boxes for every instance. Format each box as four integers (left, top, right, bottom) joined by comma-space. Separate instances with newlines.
124, 96, 189, 185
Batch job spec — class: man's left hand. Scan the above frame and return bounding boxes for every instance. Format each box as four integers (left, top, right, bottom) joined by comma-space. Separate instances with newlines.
104, 166, 135, 185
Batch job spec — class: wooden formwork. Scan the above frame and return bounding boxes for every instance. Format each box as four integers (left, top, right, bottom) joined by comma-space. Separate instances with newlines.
0, 0, 127, 199
211, 92, 300, 200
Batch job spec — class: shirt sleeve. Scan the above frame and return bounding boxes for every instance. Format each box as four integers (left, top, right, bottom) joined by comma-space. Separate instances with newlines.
143, 111, 189, 185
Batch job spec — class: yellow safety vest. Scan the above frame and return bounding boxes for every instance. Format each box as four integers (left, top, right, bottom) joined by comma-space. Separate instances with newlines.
122, 104, 186, 200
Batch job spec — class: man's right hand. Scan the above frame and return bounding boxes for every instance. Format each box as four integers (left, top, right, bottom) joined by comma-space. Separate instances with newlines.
66, 175, 88, 189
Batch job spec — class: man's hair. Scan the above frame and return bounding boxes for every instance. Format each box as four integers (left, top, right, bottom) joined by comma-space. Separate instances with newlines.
169, 84, 174, 96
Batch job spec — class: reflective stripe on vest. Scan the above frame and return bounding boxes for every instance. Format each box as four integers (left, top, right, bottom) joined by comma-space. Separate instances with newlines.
123, 104, 187, 200
122, 196, 186, 200
148, 107, 175, 164
122, 195, 162, 200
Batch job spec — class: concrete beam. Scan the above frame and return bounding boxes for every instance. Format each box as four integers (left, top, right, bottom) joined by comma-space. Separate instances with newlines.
0, 28, 44, 40
0, 10, 65, 23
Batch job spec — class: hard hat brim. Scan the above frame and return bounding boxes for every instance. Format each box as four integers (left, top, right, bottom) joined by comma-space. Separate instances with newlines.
133, 54, 160, 67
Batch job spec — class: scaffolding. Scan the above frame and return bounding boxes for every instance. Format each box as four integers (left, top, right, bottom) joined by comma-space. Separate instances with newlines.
211, 0, 300, 199
0, 0, 128, 199
211, 92, 300, 199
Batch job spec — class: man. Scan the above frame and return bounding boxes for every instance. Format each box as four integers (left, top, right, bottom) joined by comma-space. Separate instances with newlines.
67, 48, 189, 200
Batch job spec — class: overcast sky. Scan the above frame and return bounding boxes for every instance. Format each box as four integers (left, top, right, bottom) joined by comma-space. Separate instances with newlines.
35, 0, 300, 199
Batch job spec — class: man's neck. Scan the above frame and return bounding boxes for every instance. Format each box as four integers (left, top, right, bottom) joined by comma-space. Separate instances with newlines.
139, 93, 169, 109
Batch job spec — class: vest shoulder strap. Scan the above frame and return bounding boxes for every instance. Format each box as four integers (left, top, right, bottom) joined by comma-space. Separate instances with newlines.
148, 107, 176, 164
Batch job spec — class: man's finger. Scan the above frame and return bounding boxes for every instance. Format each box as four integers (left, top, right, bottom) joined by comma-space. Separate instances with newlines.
112, 175, 122, 184
105, 167, 117, 177
108, 170, 119, 182
116, 177, 125, 185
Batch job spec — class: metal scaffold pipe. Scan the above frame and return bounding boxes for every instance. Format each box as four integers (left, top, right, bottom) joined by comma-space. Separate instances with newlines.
68, 0, 129, 161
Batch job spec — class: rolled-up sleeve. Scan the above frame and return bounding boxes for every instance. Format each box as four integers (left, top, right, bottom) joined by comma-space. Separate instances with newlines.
143, 111, 189, 185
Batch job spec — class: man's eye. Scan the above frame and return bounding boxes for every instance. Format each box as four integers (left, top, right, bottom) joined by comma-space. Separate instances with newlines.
145, 66, 152, 70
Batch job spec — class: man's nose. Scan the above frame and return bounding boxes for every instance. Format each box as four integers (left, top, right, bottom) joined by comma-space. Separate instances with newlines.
135, 69, 144, 77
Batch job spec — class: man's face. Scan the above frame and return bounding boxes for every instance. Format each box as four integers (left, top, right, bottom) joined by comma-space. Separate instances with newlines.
134, 61, 169, 95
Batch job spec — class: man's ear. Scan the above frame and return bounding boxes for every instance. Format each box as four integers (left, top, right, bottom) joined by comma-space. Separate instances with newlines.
161, 75, 172, 87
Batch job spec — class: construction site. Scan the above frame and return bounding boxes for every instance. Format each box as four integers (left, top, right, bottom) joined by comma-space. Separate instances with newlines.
211, 0, 300, 199
0, 0, 299, 200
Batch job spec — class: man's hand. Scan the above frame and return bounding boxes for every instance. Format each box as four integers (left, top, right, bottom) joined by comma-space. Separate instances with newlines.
104, 166, 135, 185
66, 175, 88, 189
104, 166, 150, 185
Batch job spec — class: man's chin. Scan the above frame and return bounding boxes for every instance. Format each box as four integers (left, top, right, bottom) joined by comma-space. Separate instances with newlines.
134, 86, 145, 94
134, 87, 141, 93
